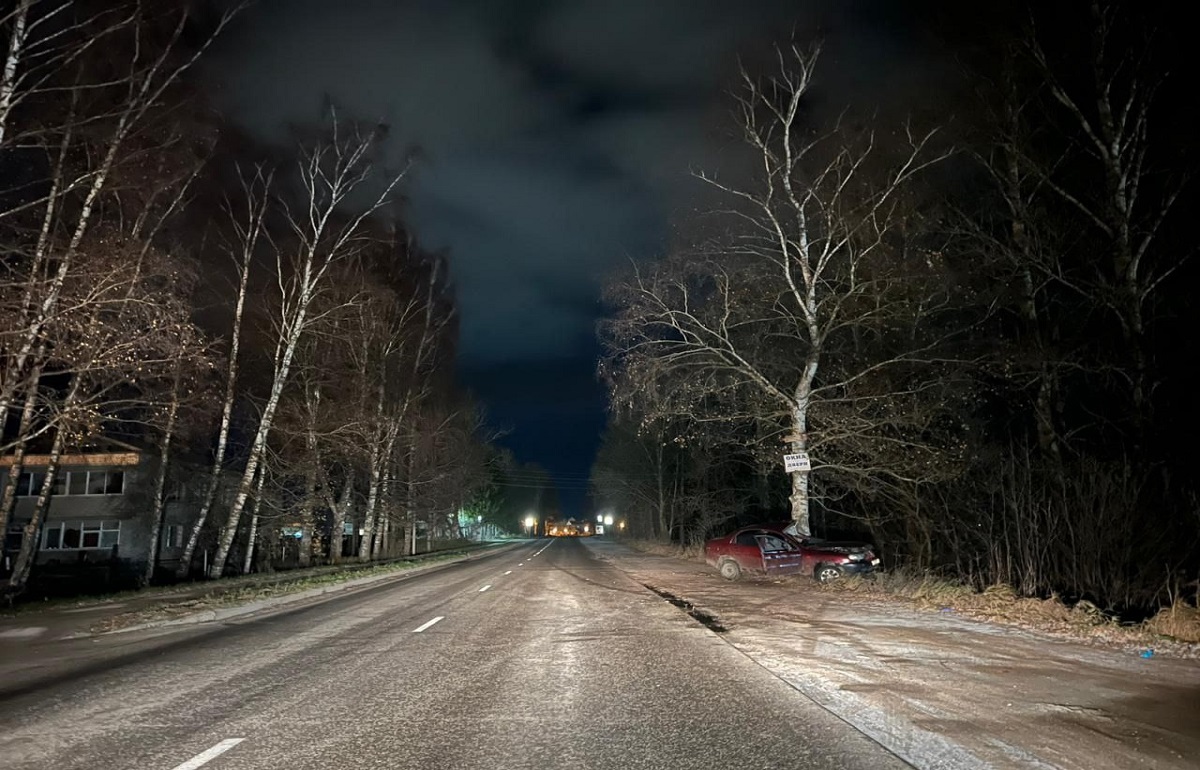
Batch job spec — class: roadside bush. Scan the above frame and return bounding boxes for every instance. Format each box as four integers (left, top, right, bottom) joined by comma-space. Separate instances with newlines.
1145, 601, 1200, 644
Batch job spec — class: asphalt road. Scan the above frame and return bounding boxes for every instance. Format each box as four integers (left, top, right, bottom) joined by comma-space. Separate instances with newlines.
0, 539, 910, 770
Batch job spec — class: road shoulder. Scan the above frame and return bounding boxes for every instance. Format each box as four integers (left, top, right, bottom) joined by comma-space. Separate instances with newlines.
584, 537, 1200, 770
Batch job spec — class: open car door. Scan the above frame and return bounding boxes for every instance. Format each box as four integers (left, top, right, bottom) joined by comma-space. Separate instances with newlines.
756, 533, 805, 576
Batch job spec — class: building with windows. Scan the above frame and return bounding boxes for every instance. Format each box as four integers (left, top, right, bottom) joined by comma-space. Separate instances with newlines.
1, 439, 179, 590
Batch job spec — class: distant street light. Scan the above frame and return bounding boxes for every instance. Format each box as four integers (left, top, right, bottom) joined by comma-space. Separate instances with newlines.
603, 515, 613, 526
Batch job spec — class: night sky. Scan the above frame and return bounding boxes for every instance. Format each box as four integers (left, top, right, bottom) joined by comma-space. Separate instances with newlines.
205, 0, 962, 514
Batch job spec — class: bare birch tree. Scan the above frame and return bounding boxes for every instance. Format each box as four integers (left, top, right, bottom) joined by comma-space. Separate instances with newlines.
142, 328, 211, 586
0, 1, 238, 430
1023, 1, 1186, 443
394, 402, 489, 553
602, 44, 956, 535
356, 251, 454, 560
177, 163, 272, 577
0, 0, 241, 553
207, 117, 408, 577
926, 1, 1196, 604
5, 233, 206, 592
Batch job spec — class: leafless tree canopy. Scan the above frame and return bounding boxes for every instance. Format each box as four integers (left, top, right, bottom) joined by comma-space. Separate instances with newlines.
0, 1, 505, 593
601, 44, 961, 536
597, 4, 1197, 612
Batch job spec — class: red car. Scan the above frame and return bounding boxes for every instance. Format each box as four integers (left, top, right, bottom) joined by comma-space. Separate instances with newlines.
703, 525, 880, 583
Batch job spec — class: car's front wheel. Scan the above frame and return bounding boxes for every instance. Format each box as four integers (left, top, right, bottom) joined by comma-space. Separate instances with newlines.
718, 558, 742, 581
814, 563, 843, 583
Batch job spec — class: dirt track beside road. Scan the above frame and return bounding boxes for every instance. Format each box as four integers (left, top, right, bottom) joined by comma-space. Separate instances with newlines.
586, 539, 1200, 770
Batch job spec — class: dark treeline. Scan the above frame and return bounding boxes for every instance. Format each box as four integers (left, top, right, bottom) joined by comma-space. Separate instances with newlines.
0, 0, 549, 596
595, 1, 1198, 612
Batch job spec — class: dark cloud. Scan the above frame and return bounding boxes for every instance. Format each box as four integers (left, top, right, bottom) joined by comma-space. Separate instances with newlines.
207, 0, 839, 364
534, 1, 780, 91
208, 0, 958, 508
409, 151, 658, 361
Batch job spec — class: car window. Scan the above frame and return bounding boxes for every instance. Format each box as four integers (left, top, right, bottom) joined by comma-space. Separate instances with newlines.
735, 532, 760, 547
757, 534, 792, 552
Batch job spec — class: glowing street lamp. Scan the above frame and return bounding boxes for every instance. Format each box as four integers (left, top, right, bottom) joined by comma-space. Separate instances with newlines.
603, 514, 613, 526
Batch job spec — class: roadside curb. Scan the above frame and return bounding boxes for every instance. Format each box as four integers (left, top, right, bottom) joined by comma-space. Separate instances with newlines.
63, 542, 523, 640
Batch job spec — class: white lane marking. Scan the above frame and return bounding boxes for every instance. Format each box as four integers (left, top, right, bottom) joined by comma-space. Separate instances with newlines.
412, 616, 444, 633
479, 585, 491, 592
0, 627, 46, 639
170, 739, 244, 770
517, 563, 523, 567
503, 570, 512, 575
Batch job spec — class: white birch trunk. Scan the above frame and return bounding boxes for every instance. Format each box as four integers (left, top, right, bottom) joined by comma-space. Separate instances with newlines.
788, 356, 819, 536
0, 0, 30, 145
142, 358, 183, 586
242, 465, 266, 575
7, 378, 80, 592
177, 170, 265, 577
327, 479, 352, 564
0, 358, 45, 541
358, 442, 383, 560
208, 318, 304, 578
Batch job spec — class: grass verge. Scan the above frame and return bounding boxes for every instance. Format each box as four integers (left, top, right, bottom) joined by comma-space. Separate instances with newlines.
1, 541, 502, 633
819, 567, 1200, 650
619, 538, 1200, 652
86, 552, 475, 634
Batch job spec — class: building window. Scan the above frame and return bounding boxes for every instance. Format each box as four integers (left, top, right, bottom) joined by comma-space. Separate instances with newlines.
43, 521, 119, 549
162, 524, 184, 549
72, 470, 124, 496
86, 472, 106, 495
81, 521, 120, 548
14, 470, 125, 497
105, 472, 125, 494
15, 472, 42, 497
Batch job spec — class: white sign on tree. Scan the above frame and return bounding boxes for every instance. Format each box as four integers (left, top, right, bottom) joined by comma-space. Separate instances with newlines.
783, 453, 811, 472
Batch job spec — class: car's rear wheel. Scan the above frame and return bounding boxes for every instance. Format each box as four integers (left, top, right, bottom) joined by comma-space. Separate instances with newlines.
718, 558, 742, 581
814, 563, 843, 583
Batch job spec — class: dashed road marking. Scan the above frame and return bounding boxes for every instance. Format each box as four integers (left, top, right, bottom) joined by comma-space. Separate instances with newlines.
412, 616, 444, 633
170, 739, 244, 770
479, 585, 491, 592
504, 570, 512, 575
